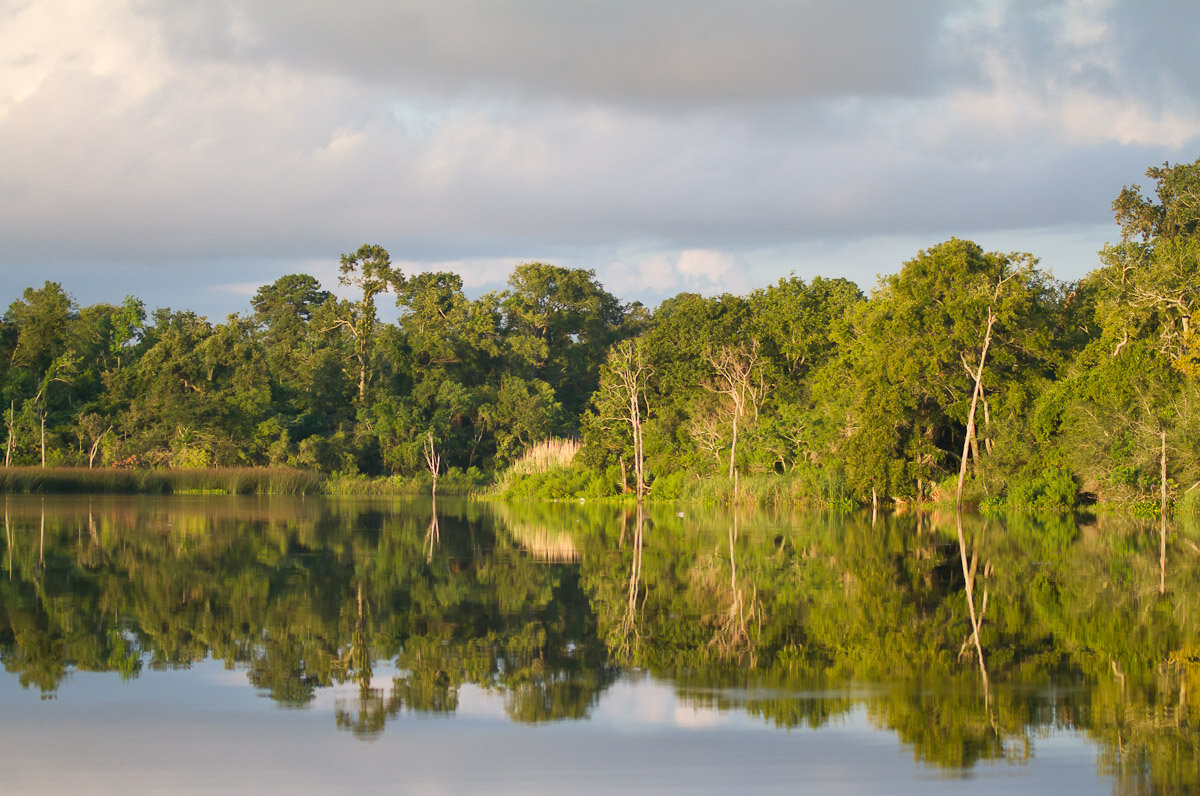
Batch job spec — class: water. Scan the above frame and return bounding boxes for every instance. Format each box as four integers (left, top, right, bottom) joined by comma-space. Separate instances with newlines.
1, 495, 1196, 794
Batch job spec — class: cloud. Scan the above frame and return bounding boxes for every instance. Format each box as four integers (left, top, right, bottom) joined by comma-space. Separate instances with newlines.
147, 0, 957, 103
1, 1, 1197, 315
602, 249, 745, 301
677, 249, 734, 282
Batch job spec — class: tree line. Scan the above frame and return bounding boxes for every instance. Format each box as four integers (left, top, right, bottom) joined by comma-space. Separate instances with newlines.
3, 159, 1199, 509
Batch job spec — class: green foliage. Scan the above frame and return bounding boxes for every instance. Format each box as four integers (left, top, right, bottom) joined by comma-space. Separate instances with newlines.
2, 157, 1199, 509
1005, 464, 1079, 513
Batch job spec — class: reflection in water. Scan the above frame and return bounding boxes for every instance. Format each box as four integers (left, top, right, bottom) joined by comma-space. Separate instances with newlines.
0, 495, 1197, 789
954, 511, 989, 703
424, 496, 440, 563
617, 503, 644, 656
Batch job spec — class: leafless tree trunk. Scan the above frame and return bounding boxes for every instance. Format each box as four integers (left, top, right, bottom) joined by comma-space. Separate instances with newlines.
704, 341, 766, 482
422, 431, 441, 499
618, 504, 646, 656
604, 340, 652, 501
1161, 430, 1168, 595
957, 310, 997, 509
425, 496, 440, 564
4, 400, 13, 467
956, 512, 990, 704
5, 498, 11, 581
88, 425, 111, 469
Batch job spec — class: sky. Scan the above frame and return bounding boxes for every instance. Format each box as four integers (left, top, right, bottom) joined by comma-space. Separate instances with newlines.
2, 0, 1198, 318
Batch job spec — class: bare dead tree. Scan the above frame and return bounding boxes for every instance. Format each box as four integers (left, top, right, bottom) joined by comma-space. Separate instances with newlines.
704, 340, 768, 481
956, 272, 1018, 509
955, 512, 991, 710
422, 431, 442, 499
603, 340, 652, 501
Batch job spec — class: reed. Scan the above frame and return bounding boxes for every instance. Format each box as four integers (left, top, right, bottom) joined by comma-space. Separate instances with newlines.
491, 438, 584, 498
0, 466, 324, 495
505, 438, 580, 476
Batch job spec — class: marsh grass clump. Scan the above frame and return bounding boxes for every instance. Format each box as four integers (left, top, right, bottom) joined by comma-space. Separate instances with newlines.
0, 467, 323, 495
505, 438, 581, 477
492, 438, 588, 499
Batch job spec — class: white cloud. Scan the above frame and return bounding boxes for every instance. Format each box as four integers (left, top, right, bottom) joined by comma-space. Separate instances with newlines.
0, 0, 169, 115
677, 249, 734, 282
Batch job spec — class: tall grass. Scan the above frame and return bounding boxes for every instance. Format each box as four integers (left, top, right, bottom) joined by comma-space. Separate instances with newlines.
0, 467, 324, 495
1178, 487, 1200, 532
491, 438, 584, 500
505, 438, 580, 477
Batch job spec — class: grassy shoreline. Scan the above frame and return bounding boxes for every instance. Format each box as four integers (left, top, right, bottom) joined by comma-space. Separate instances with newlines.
0, 466, 323, 496
3, 464, 1194, 524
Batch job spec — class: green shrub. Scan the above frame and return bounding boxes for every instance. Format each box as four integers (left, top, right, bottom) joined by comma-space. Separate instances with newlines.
1006, 464, 1079, 513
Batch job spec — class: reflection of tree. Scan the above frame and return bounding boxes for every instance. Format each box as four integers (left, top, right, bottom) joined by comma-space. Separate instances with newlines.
708, 507, 758, 665
954, 511, 992, 706
424, 496, 440, 563
616, 504, 644, 656
0, 496, 1198, 785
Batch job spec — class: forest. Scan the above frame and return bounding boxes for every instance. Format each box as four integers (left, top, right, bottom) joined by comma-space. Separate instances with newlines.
3, 158, 1199, 513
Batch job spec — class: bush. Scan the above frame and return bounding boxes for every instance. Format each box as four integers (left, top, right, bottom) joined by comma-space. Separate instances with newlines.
1006, 464, 1079, 513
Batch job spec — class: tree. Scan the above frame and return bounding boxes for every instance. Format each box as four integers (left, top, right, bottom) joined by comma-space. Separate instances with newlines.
817, 240, 1057, 502
1040, 159, 1200, 503
1098, 159, 1200, 369
4, 283, 78, 466
29, 351, 79, 467
502, 262, 624, 428
703, 340, 767, 481
252, 274, 331, 371
328, 245, 404, 404
587, 338, 653, 499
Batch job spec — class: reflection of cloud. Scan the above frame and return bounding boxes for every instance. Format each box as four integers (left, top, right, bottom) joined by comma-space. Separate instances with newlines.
203, 668, 250, 687
590, 678, 730, 731
455, 685, 509, 720
673, 705, 721, 729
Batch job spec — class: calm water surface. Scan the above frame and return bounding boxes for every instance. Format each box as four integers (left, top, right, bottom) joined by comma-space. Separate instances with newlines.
1, 495, 1195, 794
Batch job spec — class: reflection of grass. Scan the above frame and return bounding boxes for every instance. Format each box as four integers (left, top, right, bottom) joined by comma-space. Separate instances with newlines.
0, 466, 323, 495
497, 514, 581, 562
508, 524, 581, 562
